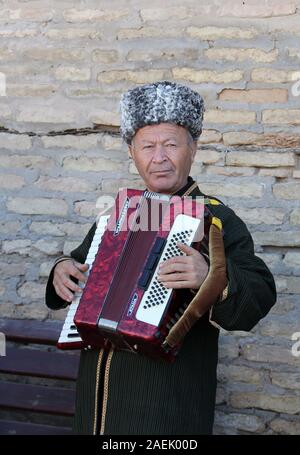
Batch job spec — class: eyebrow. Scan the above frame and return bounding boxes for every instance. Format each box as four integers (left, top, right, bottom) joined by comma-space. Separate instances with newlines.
139, 137, 179, 144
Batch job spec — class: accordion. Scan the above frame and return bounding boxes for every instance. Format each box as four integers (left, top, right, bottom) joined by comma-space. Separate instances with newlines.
58, 188, 213, 362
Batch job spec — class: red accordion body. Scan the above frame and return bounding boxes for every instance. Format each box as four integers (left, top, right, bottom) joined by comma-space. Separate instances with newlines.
66, 188, 212, 362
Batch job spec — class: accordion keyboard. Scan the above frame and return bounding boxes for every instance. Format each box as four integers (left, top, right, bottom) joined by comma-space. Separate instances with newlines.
57, 215, 109, 347
136, 214, 202, 326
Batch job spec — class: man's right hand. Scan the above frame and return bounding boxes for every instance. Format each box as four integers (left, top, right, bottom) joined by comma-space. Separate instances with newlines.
53, 259, 89, 303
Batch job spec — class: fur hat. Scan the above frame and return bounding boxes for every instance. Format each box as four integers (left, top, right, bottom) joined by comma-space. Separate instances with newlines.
120, 80, 205, 144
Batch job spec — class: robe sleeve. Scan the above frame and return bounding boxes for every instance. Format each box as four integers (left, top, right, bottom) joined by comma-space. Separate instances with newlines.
45, 222, 97, 310
208, 204, 276, 331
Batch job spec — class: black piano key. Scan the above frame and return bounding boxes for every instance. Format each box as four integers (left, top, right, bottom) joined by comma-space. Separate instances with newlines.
152, 237, 166, 254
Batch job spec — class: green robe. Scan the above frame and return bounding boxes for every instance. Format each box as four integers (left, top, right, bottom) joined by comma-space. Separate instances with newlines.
45, 177, 276, 435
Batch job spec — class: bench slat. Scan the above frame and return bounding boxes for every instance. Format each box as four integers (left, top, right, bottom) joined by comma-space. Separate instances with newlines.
0, 381, 75, 416
0, 419, 72, 435
0, 318, 63, 345
0, 347, 80, 380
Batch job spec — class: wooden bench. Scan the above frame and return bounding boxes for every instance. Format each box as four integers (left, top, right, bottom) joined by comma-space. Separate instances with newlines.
0, 318, 80, 435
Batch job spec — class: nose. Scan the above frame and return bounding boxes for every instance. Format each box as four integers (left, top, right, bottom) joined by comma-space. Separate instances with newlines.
151, 144, 168, 163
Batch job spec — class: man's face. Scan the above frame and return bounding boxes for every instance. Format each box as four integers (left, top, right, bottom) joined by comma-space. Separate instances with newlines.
128, 123, 197, 194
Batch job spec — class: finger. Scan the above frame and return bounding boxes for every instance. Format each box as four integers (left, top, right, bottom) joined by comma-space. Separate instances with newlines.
62, 277, 83, 294
69, 263, 88, 283
177, 242, 198, 256
159, 262, 193, 275
54, 283, 74, 302
162, 281, 194, 289
158, 272, 191, 283
74, 262, 89, 272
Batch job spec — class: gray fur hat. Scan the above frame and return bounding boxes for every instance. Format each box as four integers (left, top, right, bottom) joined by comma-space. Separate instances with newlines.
120, 81, 205, 144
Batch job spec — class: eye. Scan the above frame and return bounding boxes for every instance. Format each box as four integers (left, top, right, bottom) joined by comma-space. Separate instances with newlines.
165, 143, 177, 148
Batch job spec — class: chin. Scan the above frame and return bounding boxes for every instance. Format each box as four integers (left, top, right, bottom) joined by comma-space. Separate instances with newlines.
147, 176, 176, 194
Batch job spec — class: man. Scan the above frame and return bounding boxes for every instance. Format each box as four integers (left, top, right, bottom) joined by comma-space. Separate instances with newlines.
46, 81, 276, 435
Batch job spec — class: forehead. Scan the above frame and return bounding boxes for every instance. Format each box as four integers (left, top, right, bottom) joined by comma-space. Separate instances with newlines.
134, 123, 188, 142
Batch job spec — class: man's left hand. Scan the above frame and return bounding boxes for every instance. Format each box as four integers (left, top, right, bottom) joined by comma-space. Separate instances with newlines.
157, 242, 208, 290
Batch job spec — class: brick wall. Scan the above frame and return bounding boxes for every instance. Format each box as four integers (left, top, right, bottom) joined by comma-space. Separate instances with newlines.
0, 0, 299, 434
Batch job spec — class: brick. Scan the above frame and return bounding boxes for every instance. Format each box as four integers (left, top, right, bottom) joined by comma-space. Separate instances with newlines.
198, 130, 222, 144
0, 154, 54, 170
0, 261, 26, 277
271, 372, 300, 390
293, 170, 300, 178
214, 411, 265, 433
234, 207, 285, 225
275, 276, 300, 294
7, 198, 68, 216
223, 131, 300, 148
205, 48, 278, 63
41, 134, 99, 149
0, 7, 54, 22
289, 48, 300, 59
0, 221, 21, 235
30, 221, 91, 238
259, 168, 292, 178
273, 182, 300, 199
251, 68, 300, 83
7, 83, 58, 97
54, 66, 91, 81
205, 110, 256, 124
17, 106, 77, 124
23, 48, 85, 62
129, 161, 139, 175
242, 343, 300, 366
172, 68, 243, 84
218, 340, 239, 359
39, 261, 54, 277
17, 282, 45, 301
290, 209, 300, 225
45, 28, 103, 40
206, 166, 255, 177
219, 88, 287, 103
74, 202, 99, 218
0, 133, 31, 150
0, 47, 15, 61
256, 253, 281, 269
263, 109, 300, 125
63, 8, 128, 22
88, 110, 120, 126
226, 151, 295, 168
0, 302, 49, 320
0, 104, 11, 118
36, 176, 96, 193
195, 149, 223, 164
217, 364, 262, 384
269, 295, 296, 315
96, 69, 166, 84
270, 418, 300, 435
101, 179, 144, 193
101, 135, 123, 150
126, 48, 198, 62
2, 239, 31, 255
117, 27, 180, 40
0, 282, 5, 296
217, 1, 296, 17
0, 174, 25, 189
63, 241, 81, 256
91, 49, 119, 63
0, 29, 38, 38
253, 232, 300, 247
283, 252, 300, 268
63, 156, 122, 172
230, 392, 300, 415
259, 319, 299, 339
140, 7, 193, 21
186, 26, 258, 40
198, 182, 264, 198
33, 239, 61, 256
